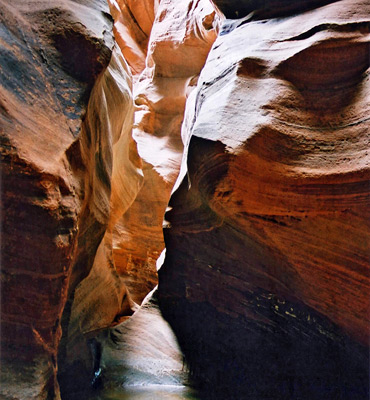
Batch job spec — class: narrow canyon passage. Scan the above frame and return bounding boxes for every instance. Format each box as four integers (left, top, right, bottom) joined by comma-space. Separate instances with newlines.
0, 1, 369, 400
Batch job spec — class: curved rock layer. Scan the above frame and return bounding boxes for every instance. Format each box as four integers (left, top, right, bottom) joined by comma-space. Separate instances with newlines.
111, 0, 222, 303
58, 45, 144, 396
0, 1, 145, 398
0, 1, 115, 398
1, 1, 220, 398
108, 0, 159, 81
159, 0, 370, 398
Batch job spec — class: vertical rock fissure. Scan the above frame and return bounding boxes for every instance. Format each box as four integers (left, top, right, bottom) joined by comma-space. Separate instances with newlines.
57, 0, 222, 398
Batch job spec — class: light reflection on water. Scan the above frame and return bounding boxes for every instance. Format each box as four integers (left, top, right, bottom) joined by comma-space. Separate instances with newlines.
92, 385, 201, 400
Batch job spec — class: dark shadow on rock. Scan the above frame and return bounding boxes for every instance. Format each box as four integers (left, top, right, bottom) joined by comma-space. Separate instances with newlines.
159, 293, 369, 400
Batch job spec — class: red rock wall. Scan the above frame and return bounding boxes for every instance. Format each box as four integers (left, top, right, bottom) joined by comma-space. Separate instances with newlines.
110, 0, 222, 303
0, 1, 107, 398
0, 0, 142, 398
108, 0, 158, 80
3, 0, 368, 398
158, 0, 370, 397
58, 46, 144, 393
1, 1, 221, 398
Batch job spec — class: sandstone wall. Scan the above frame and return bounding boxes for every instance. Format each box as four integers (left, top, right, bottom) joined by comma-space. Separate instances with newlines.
0, 0, 141, 398
58, 45, 144, 395
107, 0, 158, 80
158, 0, 370, 397
0, 1, 221, 398
2, 0, 368, 398
111, 0, 222, 303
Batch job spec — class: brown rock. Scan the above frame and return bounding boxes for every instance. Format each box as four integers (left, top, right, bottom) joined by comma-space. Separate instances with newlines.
59, 46, 143, 389
0, 0, 142, 398
107, 0, 158, 80
112, 0, 222, 304
0, 1, 219, 396
159, 0, 370, 397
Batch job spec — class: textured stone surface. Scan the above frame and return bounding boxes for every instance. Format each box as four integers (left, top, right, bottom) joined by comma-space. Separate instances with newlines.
108, 0, 158, 81
0, 1, 220, 397
58, 45, 143, 394
158, 0, 370, 397
111, 0, 222, 304
3, 0, 369, 398
0, 0, 114, 398
59, 290, 192, 399
0, 1, 142, 398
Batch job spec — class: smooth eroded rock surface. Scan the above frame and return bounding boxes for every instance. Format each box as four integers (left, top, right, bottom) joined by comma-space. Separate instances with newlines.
111, 0, 222, 304
107, 0, 158, 81
159, 0, 370, 398
0, 0, 115, 398
58, 45, 144, 397
61, 290, 194, 400
1, 1, 144, 398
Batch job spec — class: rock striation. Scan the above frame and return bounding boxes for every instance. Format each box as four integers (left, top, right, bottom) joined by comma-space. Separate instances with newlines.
57, 44, 144, 396
0, 0, 142, 398
107, 0, 158, 81
111, 0, 222, 304
1, 0, 221, 398
158, 0, 370, 397
0, 0, 112, 398
2, 0, 369, 398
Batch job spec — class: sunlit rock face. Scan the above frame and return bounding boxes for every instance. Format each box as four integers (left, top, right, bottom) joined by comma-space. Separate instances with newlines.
111, 0, 222, 303
159, 0, 370, 397
0, 0, 142, 398
1, 1, 221, 397
99, 290, 187, 388
58, 45, 144, 397
107, 0, 159, 81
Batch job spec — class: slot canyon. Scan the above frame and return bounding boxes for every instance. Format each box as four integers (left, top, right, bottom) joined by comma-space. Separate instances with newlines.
0, 0, 369, 399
